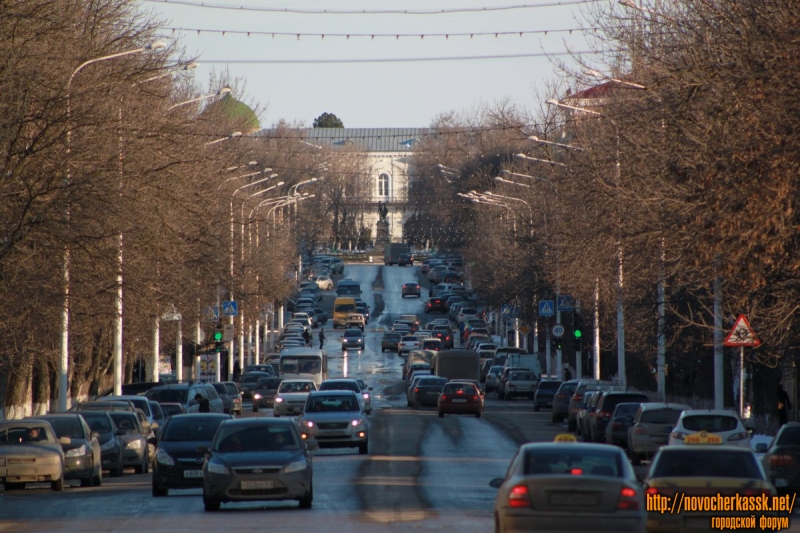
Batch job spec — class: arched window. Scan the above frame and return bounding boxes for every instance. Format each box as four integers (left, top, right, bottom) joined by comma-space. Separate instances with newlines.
378, 173, 390, 196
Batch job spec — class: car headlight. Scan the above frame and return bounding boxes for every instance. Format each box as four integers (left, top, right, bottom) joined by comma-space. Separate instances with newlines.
284, 458, 308, 474
66, 444, 88, 457
206, 462, 229, 475
100, 440, 117, 451
126, 439, 142, 450
254, 393, 262, 400
351, 419, 364, 426
302, 420, 314, 428
275, 397, 284, 403
156, 448, 175, 466
363, 393, 370, 400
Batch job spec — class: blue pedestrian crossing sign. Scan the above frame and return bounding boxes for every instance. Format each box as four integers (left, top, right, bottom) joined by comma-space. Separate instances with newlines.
558, 295, 574, 312
222, 301, 238, 317
203, 306, 220, 322
539, 300, 555, 317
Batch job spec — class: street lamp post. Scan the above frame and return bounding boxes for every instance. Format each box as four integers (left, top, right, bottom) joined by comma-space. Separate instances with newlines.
546, 98, 626, 388
168, 86, 231, 110
61, 41, 166, 411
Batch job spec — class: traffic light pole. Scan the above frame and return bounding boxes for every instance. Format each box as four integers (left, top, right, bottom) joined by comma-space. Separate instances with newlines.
556, 288, 562, 380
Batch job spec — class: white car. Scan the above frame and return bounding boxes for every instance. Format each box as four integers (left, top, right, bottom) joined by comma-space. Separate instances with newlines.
315, 276, 334, 291
398, 335, 421, 355
273, 379, 317, 416
668, 409, 751, 448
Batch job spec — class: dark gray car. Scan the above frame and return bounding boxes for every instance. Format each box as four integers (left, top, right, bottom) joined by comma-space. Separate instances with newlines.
533, 380, 563, 412
72, 410, 124, 477
33, 414, 102, 487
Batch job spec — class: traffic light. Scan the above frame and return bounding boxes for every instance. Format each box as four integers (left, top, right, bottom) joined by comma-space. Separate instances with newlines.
573, 313, 584, 340
214, 323, 223, 352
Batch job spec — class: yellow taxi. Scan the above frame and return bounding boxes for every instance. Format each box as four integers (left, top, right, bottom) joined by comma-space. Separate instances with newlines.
490, 434, 646, 533
644, 431, 776, 533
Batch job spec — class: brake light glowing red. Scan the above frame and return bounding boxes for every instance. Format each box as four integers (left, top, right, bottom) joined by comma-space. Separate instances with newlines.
414, 388, 419, 393
457, 390, 463, 394
645, 487, 659, 495
570, 468, 583, 475
571, 394, 583, 402
770, 455, 795, 468
617, 487, 640, 510
509, 485, 530, 508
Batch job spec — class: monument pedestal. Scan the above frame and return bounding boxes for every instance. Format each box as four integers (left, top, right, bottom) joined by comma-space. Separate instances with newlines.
376, 220, 390, 246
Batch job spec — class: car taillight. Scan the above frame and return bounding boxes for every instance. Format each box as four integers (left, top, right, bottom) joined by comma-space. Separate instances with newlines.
440, 395, 447, 401
671, 431, 686, 440
770, 455, 795, 468
473, 395, 480, 401
509, 485, 530, 508
645, 487, 659, 495
598, 411, 611, 420
617, 487, 639, 510
445, 336, 450, 340
741, 488, 772, 496
414, 388, 419, 393
571, 394, 583, 402
570, 468, 583, 475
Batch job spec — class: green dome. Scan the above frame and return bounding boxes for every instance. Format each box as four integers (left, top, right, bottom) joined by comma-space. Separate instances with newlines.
208, 94, 260, 133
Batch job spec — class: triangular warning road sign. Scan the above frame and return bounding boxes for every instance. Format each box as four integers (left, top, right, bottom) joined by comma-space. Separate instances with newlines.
724, 314, 761, 347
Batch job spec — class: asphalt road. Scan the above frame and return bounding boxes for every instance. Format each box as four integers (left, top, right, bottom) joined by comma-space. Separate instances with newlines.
4, 263, 797, 532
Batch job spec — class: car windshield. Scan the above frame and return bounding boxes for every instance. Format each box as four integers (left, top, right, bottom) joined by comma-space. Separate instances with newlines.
419, 378, 448, 387
344, 330, 362, 338
212, 384, 227, 394
257, 378, 284, 389
319, 381, 358, 392
335, 303, 356, 313
281, 357, 322, 374
682, 415, 739, 433
279, 381, 314, 393
640, 409, 684, 424
652, 450, 761, 478
306, 395, 359, 412
510, 372, 535, 381
146, 389, 188, 403
162, 417, 227, 441
78, 413, 113, 433
524, 449, 623, 477
214, 425, 300, 452
0, 425, 53, 445
45, 418, 84, 439
539, 382, 563, 390
160, 405, 184, 417
109, 413, 138, 432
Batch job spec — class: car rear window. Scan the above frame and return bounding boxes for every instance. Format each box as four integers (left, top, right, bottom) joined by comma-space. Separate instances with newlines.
556, 382, 579, 397
640, 409, 684, 424
163, 417, 228, 441
682, 415, 739, 433
418, 378, 448, 387
652, 450, 761, 478
524, 449, 623, 477
510, 372, 535, 381
146, 388, 188, 403
46, 418, 84, 439
319, 381, 359, 392
401, 336, 417, 342
384, 333, 401, 340
539, 381, 563, 390
601, 394, 648, 412
777, 427, 800, 446
443, 383, 478, 394
212, 383, 226, 394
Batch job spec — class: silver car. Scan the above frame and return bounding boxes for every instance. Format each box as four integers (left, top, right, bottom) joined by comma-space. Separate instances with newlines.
274, 380, 317, 417
201, 418, 316, 511
0, 421, 66, 491
298, 391, 369, 455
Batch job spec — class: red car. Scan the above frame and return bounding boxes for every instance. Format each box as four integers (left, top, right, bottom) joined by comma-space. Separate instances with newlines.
438, 382, 483, 418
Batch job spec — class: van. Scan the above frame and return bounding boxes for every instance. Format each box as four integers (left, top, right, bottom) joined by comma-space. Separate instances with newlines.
336, 280, 362, 297
333, 297, 357, 328
383, 243, 410, 265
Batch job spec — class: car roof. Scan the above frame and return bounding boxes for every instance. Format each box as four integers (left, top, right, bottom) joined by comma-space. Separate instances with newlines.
637, 402, 692, 411
308, 389, 358, 397
323, 378, 358, 384
519, 441, 629, 454
219, 417, 297, 428
679, 409, 741, 417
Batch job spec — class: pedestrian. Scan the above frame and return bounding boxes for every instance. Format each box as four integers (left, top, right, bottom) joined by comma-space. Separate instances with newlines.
563, 367, 572, 381
195, 393, 210, 413
319, 328, 326, 349
232, 362, 241, 382
303, 329, 311, 346
778, 383, 792, 426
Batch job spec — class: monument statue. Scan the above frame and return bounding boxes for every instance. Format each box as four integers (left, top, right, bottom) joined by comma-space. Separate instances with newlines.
377, 202, 388, 223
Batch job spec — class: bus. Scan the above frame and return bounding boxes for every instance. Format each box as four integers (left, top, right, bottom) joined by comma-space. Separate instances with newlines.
279, 348, 329, 388
333, 297, 357, 328
433, 350, 481, 382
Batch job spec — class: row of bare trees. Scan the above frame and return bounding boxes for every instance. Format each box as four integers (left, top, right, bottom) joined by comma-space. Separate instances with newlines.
409, 0, 800, 419
0, 0, 366, 416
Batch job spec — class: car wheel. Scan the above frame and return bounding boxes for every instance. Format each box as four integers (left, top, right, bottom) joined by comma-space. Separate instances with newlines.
111, 460, 124, 477
51, 477, 64, 492
533, 405, 541, 412
298, 483, 313, 509
80, 476, 93, 488
203, 493, 221, 512
92, 469, 102, 487
152, 480, 168, 497
358, 441, 369, 455
475, 411, 481, 419
438, 411, 444, 418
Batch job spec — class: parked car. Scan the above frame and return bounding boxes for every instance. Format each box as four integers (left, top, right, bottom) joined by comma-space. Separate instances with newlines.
150, 413, 232, 497
314, 275, 334, 291
0, 420, 66, 491
211, 381, 243, 416
299, 391, 369, 454
627, 402, 691, 464
485, 365, 505, 393
502, 370, 537, 400
761, 422, 800, 495
145, 383, 225, 414
586, 391, 649, 443
32, 413, 102, 487
201, 417, 316, 511
567, 380, 620, 431
604, 402, 641, 448
533, 380, 563, 412
551, 379, 582, 424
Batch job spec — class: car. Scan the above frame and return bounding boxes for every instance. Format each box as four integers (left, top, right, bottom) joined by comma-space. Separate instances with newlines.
394, 319, 417, 333
551, 379, 582, 424
202, 417, 316, 511
211, 381, 243, 416
425, 297, 447, 313
107, 411, 150, 474
627, 402, 692, 465
72, 410, 124, 477
150, 413, 232, 497
762, 422, 800, 495
251, 377, 285, 411
145, 383, 225, 414
490, 434, 645, 533
315, 275, 334, 291
398, 253, 414, 266
421, 338, 442, 352
497, 367, 529, 400
401, 282, 421, 297
438, 381, 483, 418
313, 307, 329, 324
644, 439, 773, 532
299, 391, 369, 454
403, 351, 434, 379
577, 391, 603, 440
0, 420, 66, 491
32, 413, 102, 487
381, 332, 402, 352
400, 313, 421, 327
430, 326, 454, 349
398, 335, 421, 355
354, 378, 374, 413
104, 394, 156, 426
274, 379, 317, 417
344, 313, 366, 331
532, 379, 562, 412
503, 370, 538, 401
586, 391, 649, 443
668, 409, 751, 449
408, 376, 448, 408
355, 301, 370, 322
604, 402, 641, 448
238, 372, 273, 400
243, 364, 275, 376
485, 365, 505, 393
566, 380, 620, 431
319, 378, 373, 414
341, 328, 365, 351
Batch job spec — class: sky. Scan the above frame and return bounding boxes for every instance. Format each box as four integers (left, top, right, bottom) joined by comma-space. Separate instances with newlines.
143, 0, 600, 129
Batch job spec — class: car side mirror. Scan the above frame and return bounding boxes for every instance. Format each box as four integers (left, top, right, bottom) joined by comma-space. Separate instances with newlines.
755, 443, 769, 453
489, 478, 504, 489
59, 436, 71, 445
147, 436, 158, 447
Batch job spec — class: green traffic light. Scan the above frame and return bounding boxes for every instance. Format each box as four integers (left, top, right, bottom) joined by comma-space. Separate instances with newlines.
574, 329, 583, 339
214, 331, 223, 341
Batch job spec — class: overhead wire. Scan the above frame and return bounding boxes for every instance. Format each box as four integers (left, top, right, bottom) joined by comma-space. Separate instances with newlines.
193, 50, 605, 64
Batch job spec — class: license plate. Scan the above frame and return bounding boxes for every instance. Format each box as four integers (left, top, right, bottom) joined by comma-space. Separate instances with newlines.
241, 480, 273, 490
323, 431, 345, 436
183, 470, 203, 478
452, 399, 467, 403
549, 492, 600, 506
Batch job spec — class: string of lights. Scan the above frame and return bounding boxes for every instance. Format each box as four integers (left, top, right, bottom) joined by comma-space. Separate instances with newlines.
146, 0, 605, 15
162, 26, 598, 40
